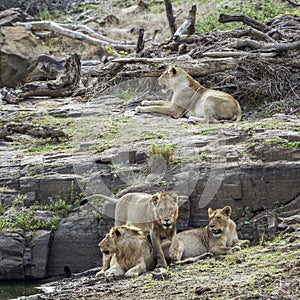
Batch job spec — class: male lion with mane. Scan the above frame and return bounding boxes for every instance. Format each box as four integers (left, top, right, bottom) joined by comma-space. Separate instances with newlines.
97, 190, 181, 269
96, 225, 155, 279
163, 206, 250, 264
136, 65, 242, 123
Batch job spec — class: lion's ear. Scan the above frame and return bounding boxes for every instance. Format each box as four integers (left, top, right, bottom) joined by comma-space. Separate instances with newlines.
171, 66, 177, 75
115, 228, 121, 237
150, 193, 160, 205
222, 206, 232, 217
171, 193, 178, 204
208, 208, 214, 217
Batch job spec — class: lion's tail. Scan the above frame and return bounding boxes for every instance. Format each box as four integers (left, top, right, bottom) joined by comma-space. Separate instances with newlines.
82, 194, 119, 203
235, 108, 242, 122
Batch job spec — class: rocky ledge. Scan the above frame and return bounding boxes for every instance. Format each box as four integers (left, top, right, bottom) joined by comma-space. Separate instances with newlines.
0, 82, 300, 280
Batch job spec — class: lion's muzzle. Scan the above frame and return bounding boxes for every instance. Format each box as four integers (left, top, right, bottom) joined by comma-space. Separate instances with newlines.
162, 220, 173, 229
210, 227, 222, 237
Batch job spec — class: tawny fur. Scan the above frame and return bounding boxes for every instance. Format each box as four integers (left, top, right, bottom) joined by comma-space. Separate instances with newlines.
113, 190, 180, 268
163, 206, 250, 264
136, 65, 242, 123
97, 225, 155, 279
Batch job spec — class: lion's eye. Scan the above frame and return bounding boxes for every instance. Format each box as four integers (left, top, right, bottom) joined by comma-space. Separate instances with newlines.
217, 216, 222, 220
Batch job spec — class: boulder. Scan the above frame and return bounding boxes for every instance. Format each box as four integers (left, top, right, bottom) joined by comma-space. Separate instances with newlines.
26, 230, 53, 279
0, 230, 25, 280
46, 205, 105, 277
0, 26, 47, 87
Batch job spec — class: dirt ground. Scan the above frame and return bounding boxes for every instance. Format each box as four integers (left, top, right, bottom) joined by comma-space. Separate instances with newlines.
27, 235, 300, 300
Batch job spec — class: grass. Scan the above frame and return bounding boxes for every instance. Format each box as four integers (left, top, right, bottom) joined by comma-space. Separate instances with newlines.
195, 0, 291, 33
6, 112, 77, 155
149, 142, 175, 163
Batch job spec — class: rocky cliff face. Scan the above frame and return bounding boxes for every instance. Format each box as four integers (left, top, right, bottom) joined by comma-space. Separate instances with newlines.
0, 78, 299, 280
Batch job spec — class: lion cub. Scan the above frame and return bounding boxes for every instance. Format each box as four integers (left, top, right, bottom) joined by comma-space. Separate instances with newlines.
163, 206, 249, 263
96, 225, 155, 279
136, 65, 242, 123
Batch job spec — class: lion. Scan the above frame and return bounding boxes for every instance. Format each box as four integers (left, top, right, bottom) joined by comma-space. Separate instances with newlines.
96, 225, 155, 279
163, 206, 250, 264
136, 65, 242, 123
114, 190, 181, 268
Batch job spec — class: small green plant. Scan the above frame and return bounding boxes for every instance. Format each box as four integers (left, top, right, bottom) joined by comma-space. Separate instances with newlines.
116, 88, 137, 102
39, 8, 60, 20
0, 209, 59, 231
150, 142, 175, 163
105, 45, 127, 57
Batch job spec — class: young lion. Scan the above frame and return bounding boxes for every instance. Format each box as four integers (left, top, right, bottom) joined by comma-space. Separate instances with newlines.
115, 190, 180, 268
136, 65, 242, 123
98, 190, 180, 269
163, 206, 250, 264
96, 225, 155, 279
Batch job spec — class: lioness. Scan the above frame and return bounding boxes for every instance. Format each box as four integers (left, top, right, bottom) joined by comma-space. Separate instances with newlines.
163, 206, 250, 264
136, 65, 242, 123
96, 225, 155, 279
114, 190, 180, 268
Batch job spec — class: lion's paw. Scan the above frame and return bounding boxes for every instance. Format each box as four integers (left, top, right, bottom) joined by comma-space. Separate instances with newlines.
124, 270, 139, 278
231, 245, 241, 253
95, 269, 105, 277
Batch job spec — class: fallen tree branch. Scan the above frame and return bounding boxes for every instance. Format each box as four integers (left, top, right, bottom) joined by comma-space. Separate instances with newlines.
213, 26, 276, 43
218, 13, 268, 32
116, 57, 239, 77
14, 21, 135, 52
285, 0, 300, 6
228, 39, 300, 51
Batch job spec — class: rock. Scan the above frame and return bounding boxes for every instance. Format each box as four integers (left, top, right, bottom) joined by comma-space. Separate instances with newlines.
0, 230, 25, 280
28, 230, 53, 279
46, 205, 102, 277
0, 27, 48, 87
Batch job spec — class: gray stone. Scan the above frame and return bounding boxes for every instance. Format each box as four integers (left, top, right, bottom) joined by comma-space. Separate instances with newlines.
0, 230, 25, 280
46, 205, 102, 277
30, 230, 53, 279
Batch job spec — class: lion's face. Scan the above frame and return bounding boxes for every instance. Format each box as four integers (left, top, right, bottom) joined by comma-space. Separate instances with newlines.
98, 226, 144, 254
98, 229, 115, 255
151, 191, 179, 229
208, 206, 231, 237
158, 65, 183, 93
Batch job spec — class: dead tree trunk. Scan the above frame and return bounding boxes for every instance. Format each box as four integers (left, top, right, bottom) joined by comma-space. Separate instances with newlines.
173, 4, 196, 40
20, 53, 81, 98
164, 0, 176, 36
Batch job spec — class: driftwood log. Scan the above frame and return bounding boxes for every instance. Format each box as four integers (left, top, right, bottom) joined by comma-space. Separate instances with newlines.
20, 53, 81, 99
14, 20, 136, 52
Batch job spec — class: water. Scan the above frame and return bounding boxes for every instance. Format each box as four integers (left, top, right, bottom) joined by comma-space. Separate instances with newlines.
0, 282, 40, 300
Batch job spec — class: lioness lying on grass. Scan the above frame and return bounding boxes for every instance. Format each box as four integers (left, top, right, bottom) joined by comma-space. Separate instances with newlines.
136, 65, 242, 123
163, 206, 250, 264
